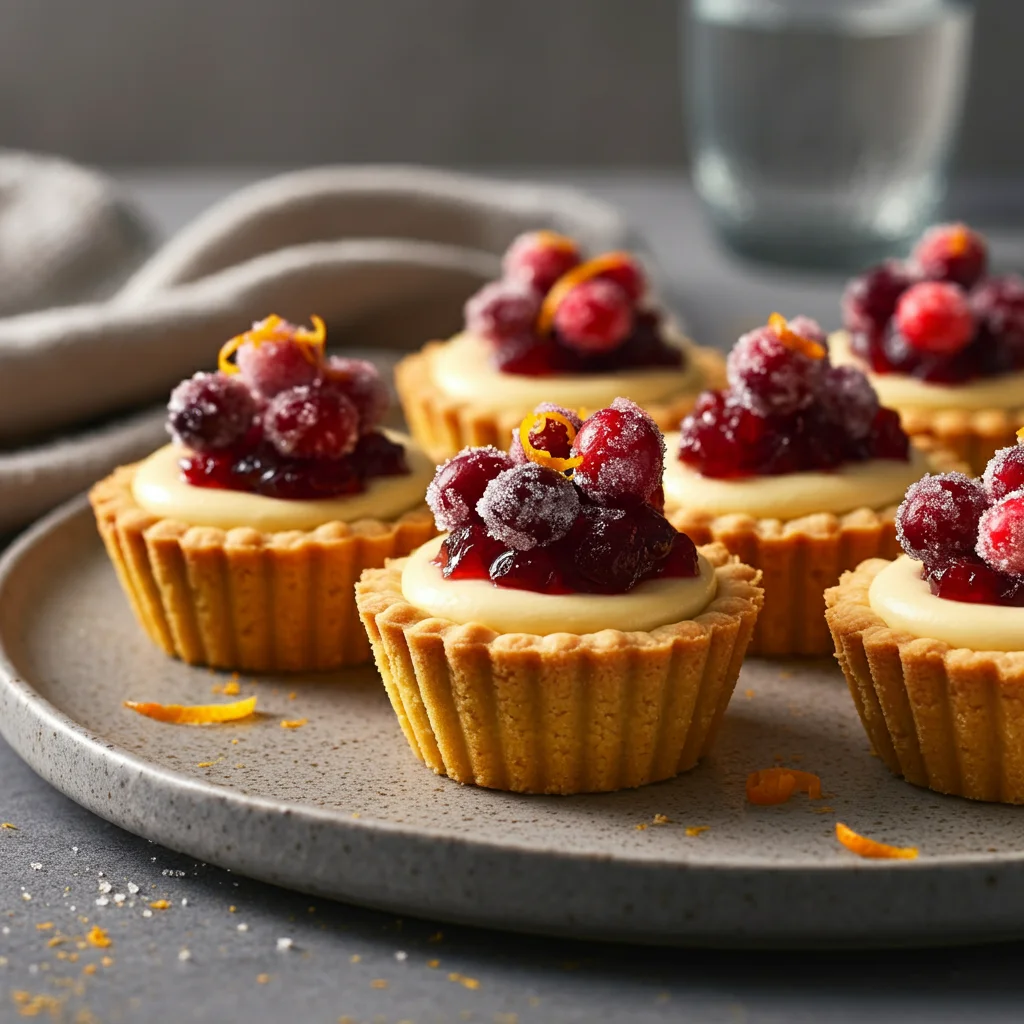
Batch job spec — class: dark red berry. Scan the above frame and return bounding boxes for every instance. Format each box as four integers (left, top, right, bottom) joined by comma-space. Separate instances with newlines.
255, 454, 361, 500
179, 450, 238, 489
553, 279, 633, 354
477, 463, 580, 550
502, 232, 580, 293
426, 446, 514, 531
971, 274, 1024, 338
662, 532, 699, 578
976, 491, 1024, 576
824, 365, 879, 440
509, 403, 582, 463
928, 557, 1019, 605
895, 473, 990, 568
726, 323, 826, 416
983, 445, 1024, 502
350, 431, 408, 478
264, 383, 359, 459
492, 334, 576, 376
236, 337, 319, 398
914, 223, 988, 289
489, 547, 561, 592
895, 281, 975, 355
867, 407, 910, 461
630, 501, 681, 579
842, 261, 917, 333
570, 505, 644, 591
464, 278, 541, 344
167, 372, 257, 452
324, 357, 389, 433
438, 523, 506, 581
571, 398, 664, 504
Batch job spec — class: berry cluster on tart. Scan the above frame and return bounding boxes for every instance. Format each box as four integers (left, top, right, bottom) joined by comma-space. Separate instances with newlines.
832, 222, 1024, 473
90, 315, 437, 672
826, 432, 1024, 804
395, 230, 726, 460
355, 398, 764, 795
661, 312, 963, 656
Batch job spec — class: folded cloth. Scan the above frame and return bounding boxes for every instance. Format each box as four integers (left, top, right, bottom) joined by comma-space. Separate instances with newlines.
0, 161, 640, 533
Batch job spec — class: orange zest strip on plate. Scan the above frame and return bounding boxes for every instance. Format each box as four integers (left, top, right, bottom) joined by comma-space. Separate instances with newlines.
767, 312, 827, 360
218, 314, 326, 375
536, 252, 634, 335
518, 411, 583, 473
835, 822, 918, 860
123, 696, 257, 724
746, 767, 823, 806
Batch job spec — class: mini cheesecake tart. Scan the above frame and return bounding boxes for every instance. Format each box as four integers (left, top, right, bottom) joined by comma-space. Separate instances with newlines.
834, 222, 1024, 474
664, 312, 964, 656
826, 435, 1024, 804
90, 316, 437, 672
396, 231, 725, 460
355, 398, 763, 794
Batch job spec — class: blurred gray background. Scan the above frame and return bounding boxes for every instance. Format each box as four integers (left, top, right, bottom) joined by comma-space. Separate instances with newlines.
1, 0, 1018, 183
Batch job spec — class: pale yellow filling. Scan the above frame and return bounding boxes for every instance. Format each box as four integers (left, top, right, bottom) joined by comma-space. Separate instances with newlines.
829, 330, 1024, 412
400, 535, 717, 636
662, 432, 930, 519
132, 431, 435, 532
869, 555, 1023, 652
429, 328, 702, 412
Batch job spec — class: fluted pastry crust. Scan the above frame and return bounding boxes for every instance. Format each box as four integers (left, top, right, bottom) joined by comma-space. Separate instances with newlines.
898, 406, 1024, 476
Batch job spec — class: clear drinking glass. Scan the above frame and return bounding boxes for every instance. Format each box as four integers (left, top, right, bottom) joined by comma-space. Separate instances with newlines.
686, 0, 974, 269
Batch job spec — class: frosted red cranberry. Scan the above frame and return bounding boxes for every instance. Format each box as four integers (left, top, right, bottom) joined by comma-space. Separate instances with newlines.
464, 279, 541, 343
726, 324, 825, 416
167, 372, 257, 452
786, 316, 827, 345
236, 338, 319, 398
895, 473, 990, 568
502, 232, 580, 292
426, 446, 514, 531
438, 524, 506, 581
824, 365, 879, 440
324, 357, 389, 432
490, 547, 559, 591
553, 279, 633, 354
509, 403, 582, 463
971, 275, 1024, 337
842, 261, 917, 333
571, 398, 665, 504
928, 558, 1016, 605
983, 445, 1024, 501
596, 256, 646, 303
477, 463, 580, 550
895, 281, 975, 355
914, 223, 988, 289
976, 490, 1024, 577
264, 383, 359, 459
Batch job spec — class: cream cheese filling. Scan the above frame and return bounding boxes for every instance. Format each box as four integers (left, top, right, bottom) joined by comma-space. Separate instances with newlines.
428, 328, 703, 413
869, 555, 1024, 652
829, 330, 1024, 412
662, 432, 930, 519
400, 535, 717, 635
132, 431, 435, 532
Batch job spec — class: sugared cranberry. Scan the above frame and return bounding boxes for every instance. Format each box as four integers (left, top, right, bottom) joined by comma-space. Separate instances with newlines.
351, 430, 408, 478
464, 278, 541, 344
971, 274, 1024, 338
824, 365, 879, 440
983, 444, 1024, 502
236, 336, 319, 398
596, 255, 646, 303
167, 372, 257, 452
477, 463, 580, 550
502, 232, 580, 293
489, 547, 560, 591
976, 490, 1024, 577
570, 505, 644, 591
509, 403, 582, 463
895, 473, 990, 568
895, 281, 975, 355
914, 223, 988, 289
553, 279, 633, 354
726, 323, 826, 416
842, 261, 917, 333
928, 557, 1017, 605
264, 383, 359, 459
324, 357, 389, 433
438, 524, 506, 581
426, 446, 514, 531
571, 398, 664, 504
867, 407, 910, 461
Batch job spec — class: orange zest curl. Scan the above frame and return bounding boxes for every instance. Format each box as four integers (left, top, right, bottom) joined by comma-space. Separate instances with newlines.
123, 696, 257, 724
1016, 426, 1024, 443
518, 411, 583, 472
947, 223, 970, 256
767, 312, 827, 360
531, 230, 578, 254
746, 767, 823, 805
218, 314, 326, 375
537, 252, 634, 335
835, 822, 918, 860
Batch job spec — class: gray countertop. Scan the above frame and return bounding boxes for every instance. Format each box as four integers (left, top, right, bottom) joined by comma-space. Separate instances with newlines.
3, 171, 1024, 1024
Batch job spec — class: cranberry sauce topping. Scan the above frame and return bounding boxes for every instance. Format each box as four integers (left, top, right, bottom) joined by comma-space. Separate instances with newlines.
677, 313, 908, 479
843, 222, 1024, 383
426, 399, 700, 595
170, 315, 408, 499
463, 231, 683, 377
894, 433, 1024, 607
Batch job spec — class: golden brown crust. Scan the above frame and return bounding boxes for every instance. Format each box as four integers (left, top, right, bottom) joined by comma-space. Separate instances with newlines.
664, 443, 965, 657
898, 406, 1024, 476
395, 341, 727, 462
355, 543, 763, 794
825, 559, 1024, 804
90, 463, 437, 672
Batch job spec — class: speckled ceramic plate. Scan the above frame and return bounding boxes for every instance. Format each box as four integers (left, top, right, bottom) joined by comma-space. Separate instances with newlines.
3, 497, 1024, 948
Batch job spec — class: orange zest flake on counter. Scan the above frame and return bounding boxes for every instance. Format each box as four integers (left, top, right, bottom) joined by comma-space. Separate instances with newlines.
280, 718, 308, 729
746, 768, 823, 805
123, 696, 257, 724
85, 926, 111, 948
835, 822, 918, 860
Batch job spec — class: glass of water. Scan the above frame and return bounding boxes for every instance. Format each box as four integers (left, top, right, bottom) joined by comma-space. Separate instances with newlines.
685, 0, 974, 269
